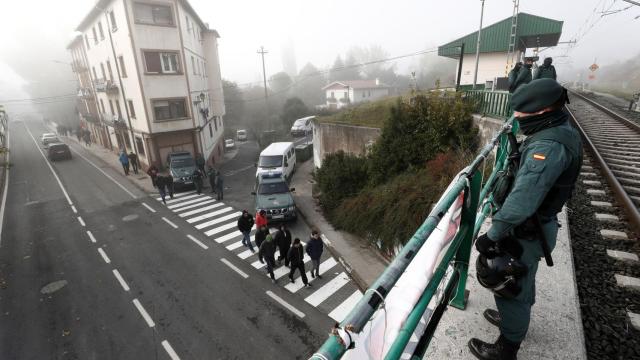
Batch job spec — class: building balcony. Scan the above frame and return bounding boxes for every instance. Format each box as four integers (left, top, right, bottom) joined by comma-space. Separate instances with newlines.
77, 88, 93, 99
95, 79, 119, 94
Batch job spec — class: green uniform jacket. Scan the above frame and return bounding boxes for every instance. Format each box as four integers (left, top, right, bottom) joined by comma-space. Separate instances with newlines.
534, 65, 557, 80
511, 67, 532, 92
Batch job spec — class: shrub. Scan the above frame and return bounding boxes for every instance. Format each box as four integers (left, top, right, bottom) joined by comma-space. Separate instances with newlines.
314, 151, 369, 211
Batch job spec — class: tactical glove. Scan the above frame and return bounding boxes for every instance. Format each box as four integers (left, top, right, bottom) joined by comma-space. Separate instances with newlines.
475, 233, 502, 259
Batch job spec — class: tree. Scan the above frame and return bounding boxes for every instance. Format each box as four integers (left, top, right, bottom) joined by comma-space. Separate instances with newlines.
294, 62, 327, 107
280, 97, 309, 129
329, 56, 345, 82
222, 79, 244, 125
346, 45, 390, 80
268, 71, 293, 95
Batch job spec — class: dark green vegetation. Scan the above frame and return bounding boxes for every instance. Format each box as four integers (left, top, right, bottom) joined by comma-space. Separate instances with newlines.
315, 93, 478, 254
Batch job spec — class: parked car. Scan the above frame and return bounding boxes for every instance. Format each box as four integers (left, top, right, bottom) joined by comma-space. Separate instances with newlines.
256, 142, 296, 181
225, 139, 235, 149
43, 136, 61, 147
252, 172, 296, 222
41, 133, 57, 145
48, 143, 72, 161
290, 116, 314, 137
166, 151, 196, 189
236, 129, 247, 141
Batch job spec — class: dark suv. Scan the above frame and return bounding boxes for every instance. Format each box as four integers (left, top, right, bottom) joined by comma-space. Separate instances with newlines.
48, 143, 72, 161
166, 151, 196, 189
252, 172, 297, 222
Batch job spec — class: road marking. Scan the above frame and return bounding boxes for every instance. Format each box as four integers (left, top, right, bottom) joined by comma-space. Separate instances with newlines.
164, 194, 202, 205
68, 146, 138, 199
266, 290, 305, 318
173, 199, 218, 214
305, 272, 350, 307
77, 216, 86, 227
328, 291, 364, 322
97, 248, 111, 264
132, 299, 155, 327
71, 205, 77, 214
141, 202, 156, 213
204, 222, 237, 236
167, 196, 212, 209
221, 258, 249, 278
238, 248, 255, 260
187, 234, 208, 249
285, 258, 337, 293
251, 260, 265, 269
274, 258, 311, 279
226, 240, 245, 251
187, 207, 235, 224
23, 123, 73, 205
161, 340, 181, 360
214, 229, 244, 243
0, 128, 10, 244
86, 230, 97, 243
162, 217, 178, 229
112, 269, 130, 291
194, 210, 238, 229
156, 190, 195, 201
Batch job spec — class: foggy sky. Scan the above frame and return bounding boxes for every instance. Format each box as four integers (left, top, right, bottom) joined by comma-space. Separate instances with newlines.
1, 0, 639, 98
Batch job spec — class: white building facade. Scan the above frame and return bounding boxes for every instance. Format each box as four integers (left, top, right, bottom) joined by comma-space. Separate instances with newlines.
71, 0, 225, 168
322, 80, 390, 110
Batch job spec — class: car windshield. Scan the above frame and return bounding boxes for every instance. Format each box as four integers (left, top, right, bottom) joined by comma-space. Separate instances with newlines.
258, 181, 289, 195
258, 155, 282, 168
171, 157, 195, 167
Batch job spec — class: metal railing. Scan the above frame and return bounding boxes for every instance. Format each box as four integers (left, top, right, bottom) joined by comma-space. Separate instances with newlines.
310, 116, 518, 360
465, 90, 513, 119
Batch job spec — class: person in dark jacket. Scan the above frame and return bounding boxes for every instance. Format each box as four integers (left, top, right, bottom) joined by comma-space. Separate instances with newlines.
147, 163, 159, 188
274, 224, 292, 267
259, 232, 277, 283
207, 166, 217, 193
156, 173, 168, 204
306, 230, 324, 278
510, 58, 533, 93
165, 173, 174, 199
195, 153, 206, 177
237, 210, 255, 252
507, 62, 522, 93
255, 226, 268, 250
288, 238, 311, 287
193, 168, 204, 194
533, 57, 557, 80
215, 170, 224, 200
128, 151, 139, 174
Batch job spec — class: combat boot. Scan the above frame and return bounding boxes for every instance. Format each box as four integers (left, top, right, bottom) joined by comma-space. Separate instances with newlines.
483, 308, 501, 327
468, 335, 520, 360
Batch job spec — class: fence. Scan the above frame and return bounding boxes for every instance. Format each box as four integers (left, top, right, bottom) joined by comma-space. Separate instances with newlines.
465, 90, 512, 119
310, 115, 517, 360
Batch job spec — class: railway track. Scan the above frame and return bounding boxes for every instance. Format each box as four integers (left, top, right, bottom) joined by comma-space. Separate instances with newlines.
566, 90, 640, 234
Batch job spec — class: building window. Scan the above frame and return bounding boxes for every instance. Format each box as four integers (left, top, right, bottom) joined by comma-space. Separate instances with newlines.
100, 63, 106, 80
118, 56, 127, 78
202, 60, 206, 77
109, 11, 117, 31
143, 51, 180, 74
133, 3, 174, 26
128, 100, 136, 118
106, 60, 114, 81
109, 100, 115, 115
135, 136, 145, 156
85, 34, 90, 49
115, 100, 123, 118
185, 16, 190, 33
98, 21, 105, 40
92, 66, 98, 80
208, 122, 213, 137
191, 56, 196, 75
213, 116, 218, 131
92, 27, 98, 44
124, 134, 132, 149
100, 99, 106, 113
152, 98, 187, 121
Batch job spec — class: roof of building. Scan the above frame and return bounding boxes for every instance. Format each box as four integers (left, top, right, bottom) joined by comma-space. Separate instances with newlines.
322, 80, 389, 90
74, 0, 219, 37
438, 12, 563, 58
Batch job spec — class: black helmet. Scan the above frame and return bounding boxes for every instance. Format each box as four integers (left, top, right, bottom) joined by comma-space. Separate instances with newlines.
476, 253, 528, 299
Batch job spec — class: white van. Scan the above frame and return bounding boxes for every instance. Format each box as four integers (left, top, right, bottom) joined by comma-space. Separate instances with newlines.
256, 142, 296, 181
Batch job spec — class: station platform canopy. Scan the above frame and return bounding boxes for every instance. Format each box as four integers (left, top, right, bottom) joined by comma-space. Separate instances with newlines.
438, 13, 563, 58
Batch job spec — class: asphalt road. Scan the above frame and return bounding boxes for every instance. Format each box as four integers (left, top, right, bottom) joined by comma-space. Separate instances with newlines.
0, 120, 332, 359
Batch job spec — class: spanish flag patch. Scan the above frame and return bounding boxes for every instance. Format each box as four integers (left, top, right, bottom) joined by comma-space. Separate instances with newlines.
533, 153, 546, 160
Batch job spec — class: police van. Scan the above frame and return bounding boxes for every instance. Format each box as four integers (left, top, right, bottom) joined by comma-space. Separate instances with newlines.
252, 172, 297, 222
255, 142, 296, 181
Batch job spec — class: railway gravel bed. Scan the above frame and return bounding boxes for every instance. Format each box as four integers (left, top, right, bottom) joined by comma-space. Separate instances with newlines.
575, 90, 640, 125
568, 154, 640, 359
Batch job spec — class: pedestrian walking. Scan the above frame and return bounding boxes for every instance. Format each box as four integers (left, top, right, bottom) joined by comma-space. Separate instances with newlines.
147, 163, 159, 188
76, 127, 82, 142
193, 168, 204, 194
533, 57, 557, 80
469, 79, 581, 360
274, 224, 292, 267
507, 62, 522, 93
255, 226, 268, 250
509, 58, 533, 93
83, 131, 91, 146
118, 150, 130, 175
195, 153, 206, 177
156, 173, 168, 204
255, 209, 268, 229
128, 151, 139, 174
237, 210, 255, 252
288, 238, 310, 287
207, 166, 217, 193
306, 230, 324, 279
166, 174, 174, 199
215, 170, 224, 200
259, 232, 277, 283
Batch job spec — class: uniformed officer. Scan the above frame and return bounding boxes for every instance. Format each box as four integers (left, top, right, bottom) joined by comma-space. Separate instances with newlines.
534, 57, 557, 80
509, 58, 534, 93
469, 78, 583, 360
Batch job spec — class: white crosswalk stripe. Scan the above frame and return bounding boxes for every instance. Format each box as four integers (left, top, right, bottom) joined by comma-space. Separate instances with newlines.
177, 201, 221, 216
156, 190, 194, 201
285, 258, 337, 293
190, 208, 237, 225
164, 193, 202, 204
305, 272, 350, 307
204, 221, 237, 236
328, 291, 363, 322
167, 196, 210, 209
226, 240, 245, 251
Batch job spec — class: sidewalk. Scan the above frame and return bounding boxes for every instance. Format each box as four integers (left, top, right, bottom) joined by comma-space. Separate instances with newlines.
291, 159, 388, 291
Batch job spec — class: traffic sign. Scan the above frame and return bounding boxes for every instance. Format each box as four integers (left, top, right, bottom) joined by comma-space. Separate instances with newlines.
589, 63, 599, 72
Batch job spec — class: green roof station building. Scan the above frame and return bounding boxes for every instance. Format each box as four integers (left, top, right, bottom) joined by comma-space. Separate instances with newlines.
438, 13, 563, 89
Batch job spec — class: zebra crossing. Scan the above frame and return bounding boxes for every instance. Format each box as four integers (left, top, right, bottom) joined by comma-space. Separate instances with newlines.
154, 190, 363, 321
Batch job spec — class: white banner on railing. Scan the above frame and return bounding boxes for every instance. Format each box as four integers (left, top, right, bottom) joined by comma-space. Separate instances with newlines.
343, 174, 466, 359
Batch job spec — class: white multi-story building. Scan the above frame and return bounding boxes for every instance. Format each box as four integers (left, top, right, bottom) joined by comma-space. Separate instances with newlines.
322, 79, 390, 110
69, 0, 225, 168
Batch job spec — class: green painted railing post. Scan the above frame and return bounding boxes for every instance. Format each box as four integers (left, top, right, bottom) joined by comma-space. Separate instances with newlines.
450, 170, 482, 309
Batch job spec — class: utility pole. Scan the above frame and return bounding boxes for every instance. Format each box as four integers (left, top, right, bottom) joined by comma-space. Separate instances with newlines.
257, 46, 269, 129
472, 0, 486, 90
456, 43, 465, 91
621, 0, 640, 6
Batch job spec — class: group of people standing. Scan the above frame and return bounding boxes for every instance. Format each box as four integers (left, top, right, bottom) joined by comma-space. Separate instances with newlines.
144, 162, 223, 204
508, 57, 557, 93
237, 210, 324, 286
191, 166, 224, 200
